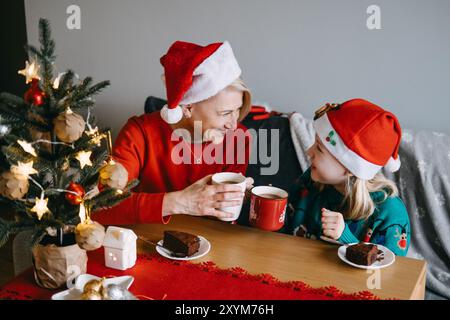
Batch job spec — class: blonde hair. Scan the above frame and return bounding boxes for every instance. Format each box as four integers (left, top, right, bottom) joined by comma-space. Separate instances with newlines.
317, 173, 398, 221
227, 78, 252, 122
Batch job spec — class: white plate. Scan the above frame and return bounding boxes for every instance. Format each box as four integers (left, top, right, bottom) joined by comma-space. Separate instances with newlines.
156, 235, 211, 261
51, 274, 134, 300
320, 235, 342, 245
337, 243, 395, 270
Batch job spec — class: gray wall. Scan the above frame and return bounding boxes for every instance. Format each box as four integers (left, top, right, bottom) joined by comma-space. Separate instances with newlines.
25, 0, 450, 138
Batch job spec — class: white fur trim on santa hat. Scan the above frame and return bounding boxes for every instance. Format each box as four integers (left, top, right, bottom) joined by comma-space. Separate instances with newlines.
314, 114, 383, 180
180, 41, 242, 105
385, 156, 401, 172
160, 104, 183, 124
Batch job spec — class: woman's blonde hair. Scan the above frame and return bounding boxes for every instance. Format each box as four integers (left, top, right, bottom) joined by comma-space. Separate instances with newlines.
228, 78, 252, 122
317, 173, 399, 221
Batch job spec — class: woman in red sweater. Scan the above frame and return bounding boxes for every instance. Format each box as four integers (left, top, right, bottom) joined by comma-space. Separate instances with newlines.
93, 41, 253, 225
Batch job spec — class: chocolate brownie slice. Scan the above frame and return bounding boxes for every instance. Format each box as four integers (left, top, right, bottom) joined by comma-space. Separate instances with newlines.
346, 243, 379, 266
163, 230, 200, 256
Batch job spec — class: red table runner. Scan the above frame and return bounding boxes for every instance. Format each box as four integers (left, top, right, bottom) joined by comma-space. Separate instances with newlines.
0, 248, 381, 300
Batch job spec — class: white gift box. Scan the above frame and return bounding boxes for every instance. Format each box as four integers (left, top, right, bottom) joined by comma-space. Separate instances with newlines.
103, 226, 137, 270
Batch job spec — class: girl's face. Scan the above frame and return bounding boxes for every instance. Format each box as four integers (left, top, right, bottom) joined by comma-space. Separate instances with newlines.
307, 135, 349, 186
185, 86, 243, 143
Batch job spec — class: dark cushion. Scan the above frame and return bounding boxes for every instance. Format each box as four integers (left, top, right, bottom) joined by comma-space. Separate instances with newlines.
238, 115, 302, 226
144, 96, 167, 114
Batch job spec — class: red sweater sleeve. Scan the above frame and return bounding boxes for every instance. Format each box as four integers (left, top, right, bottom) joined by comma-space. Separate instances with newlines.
92, 117, 170, 225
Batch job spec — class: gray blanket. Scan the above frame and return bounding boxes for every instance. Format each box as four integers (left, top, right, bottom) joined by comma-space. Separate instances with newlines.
289, 112, 450, 299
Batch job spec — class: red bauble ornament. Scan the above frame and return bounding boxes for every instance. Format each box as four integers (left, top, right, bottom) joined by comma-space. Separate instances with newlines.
65, 182, 85, 205
24, 79, 45, 106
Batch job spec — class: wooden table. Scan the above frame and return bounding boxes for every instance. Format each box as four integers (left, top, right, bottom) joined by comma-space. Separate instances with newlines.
129, 215, 427, 300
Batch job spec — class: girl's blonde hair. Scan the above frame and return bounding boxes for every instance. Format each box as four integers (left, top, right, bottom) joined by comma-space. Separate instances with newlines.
317, 173, 398, 220
227, 78, 252, 122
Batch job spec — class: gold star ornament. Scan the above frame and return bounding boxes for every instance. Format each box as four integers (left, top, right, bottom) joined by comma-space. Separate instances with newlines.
31, 196, 50, 220
17, 140, 37, 157
76, 150, 93, 169
18, 59, 41, 84
10, 161, 38, 179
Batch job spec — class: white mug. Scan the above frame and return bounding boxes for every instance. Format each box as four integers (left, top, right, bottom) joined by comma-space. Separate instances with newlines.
211, 172, 246, 221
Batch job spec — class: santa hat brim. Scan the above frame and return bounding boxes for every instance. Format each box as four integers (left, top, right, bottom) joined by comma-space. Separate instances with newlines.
314, 114, 383, 180
385, 156, 401, 172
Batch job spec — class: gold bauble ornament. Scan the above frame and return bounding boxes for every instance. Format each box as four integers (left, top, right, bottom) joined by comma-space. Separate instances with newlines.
83, 278, 104, 293
75, 220, 106, 251
80, 289, 103, 300
53, 108, 85, 143
99, 161, 128, 189
0, 171, 29, 200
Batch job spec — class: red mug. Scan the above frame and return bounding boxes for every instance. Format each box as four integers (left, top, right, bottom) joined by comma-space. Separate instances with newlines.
249, 186, 288, 231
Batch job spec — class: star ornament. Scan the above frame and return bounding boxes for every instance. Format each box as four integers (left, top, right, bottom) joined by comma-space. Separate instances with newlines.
86, 126, 99, 136
91, 134, 105, 147
17, 140, 37, 157
76, 150, 93, 169
52, 72, 65, 89
85, 127, 104, 146
78, 202, 87, 224
18, 60, 41, 84
10, 161, 38, 179
31, 196, 50, 220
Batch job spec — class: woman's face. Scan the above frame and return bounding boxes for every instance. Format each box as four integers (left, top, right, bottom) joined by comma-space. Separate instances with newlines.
307, 135, 349, 185
186, 86, 243, 143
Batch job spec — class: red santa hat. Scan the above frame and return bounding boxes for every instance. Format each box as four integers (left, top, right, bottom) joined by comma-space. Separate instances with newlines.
313, 98, 402, 180
159, 41, 241, 124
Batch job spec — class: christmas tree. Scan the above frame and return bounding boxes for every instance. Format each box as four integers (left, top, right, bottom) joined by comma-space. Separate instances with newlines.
0, 18, 137, 248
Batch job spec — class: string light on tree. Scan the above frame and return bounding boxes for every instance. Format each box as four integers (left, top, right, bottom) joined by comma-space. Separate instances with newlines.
0, 19, 136, 289
78, 201, 87, 223
0, 124, 11, 137
52, 72, 65, 89
85, 108, 106, 146
86, 126, 99, 137
76, 150, 93, 169
18, 59, 41, 83
10, 161, 38, 179
87, 127, 105, 146
17, 140, 37, 157
31, 194, 50, 220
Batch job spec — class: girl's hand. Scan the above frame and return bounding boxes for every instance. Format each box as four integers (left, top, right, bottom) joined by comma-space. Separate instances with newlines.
321, 208, 345, 240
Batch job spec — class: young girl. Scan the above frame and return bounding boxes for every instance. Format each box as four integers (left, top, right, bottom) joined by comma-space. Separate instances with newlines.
283, 98, 410, 256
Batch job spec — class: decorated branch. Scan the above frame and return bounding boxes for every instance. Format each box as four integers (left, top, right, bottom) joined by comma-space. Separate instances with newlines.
0, 18, 137, 249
